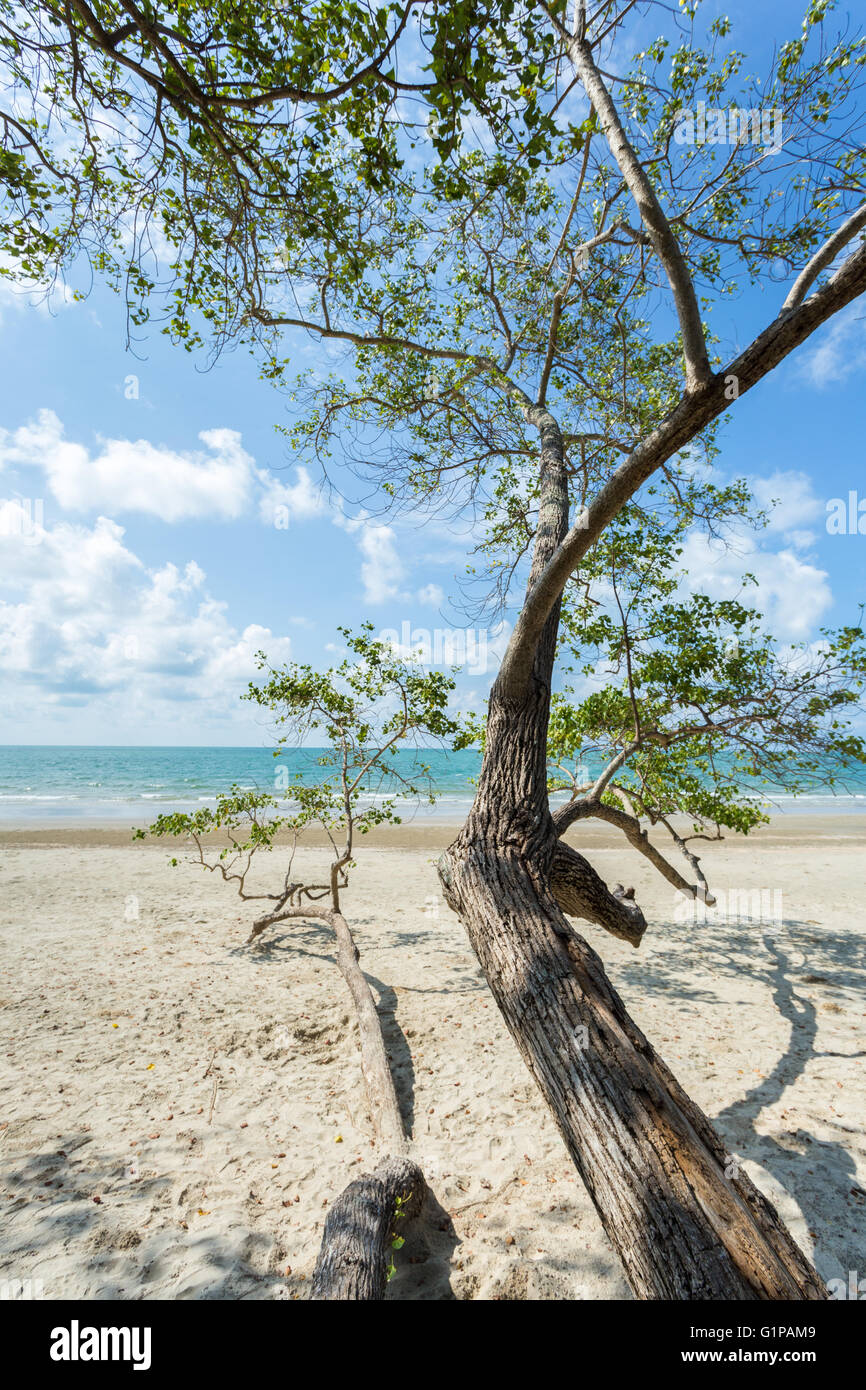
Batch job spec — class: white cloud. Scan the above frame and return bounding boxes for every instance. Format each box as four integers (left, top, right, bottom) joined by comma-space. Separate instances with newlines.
795, 304, 866, 388
786, 529, 817, 551
332, 507, 413, 605
0, 412, 453, 612
749, 469, 822, 535
357, 523, 404, 604
0, 410, 255, 521
417, 582, 444, 606
678, 529, 832, 640
257, 464, 325, 525
0, 507, 291, 723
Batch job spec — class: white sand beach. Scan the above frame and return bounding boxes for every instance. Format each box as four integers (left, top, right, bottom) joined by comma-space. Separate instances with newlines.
1, 817, 864, 1300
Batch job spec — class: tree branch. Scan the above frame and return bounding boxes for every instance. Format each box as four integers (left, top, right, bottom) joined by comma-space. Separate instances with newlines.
564, 27, 711, 391
782, 202, 866, 312
552, 797, 715, 905
550, 838, 646, 947
497, 236, 866, 700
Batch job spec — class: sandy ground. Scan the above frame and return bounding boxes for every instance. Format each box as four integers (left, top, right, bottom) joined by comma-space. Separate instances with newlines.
0, 817, 864, 1301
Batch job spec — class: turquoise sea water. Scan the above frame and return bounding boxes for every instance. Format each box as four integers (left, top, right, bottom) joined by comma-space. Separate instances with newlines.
0, 745, 864, 822
0, 745, 481, 822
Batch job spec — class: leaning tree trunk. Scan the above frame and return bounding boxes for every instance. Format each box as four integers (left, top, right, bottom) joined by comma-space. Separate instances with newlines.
440, 819, 824, 1298
438, 405, 825, 1300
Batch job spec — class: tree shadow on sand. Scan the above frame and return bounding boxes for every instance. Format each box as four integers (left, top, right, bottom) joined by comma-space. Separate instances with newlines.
0, 1130, 309, 1301
617, 915, 866, 1284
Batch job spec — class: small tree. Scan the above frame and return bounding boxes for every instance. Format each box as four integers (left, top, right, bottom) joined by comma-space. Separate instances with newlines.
546, 507, 866, 908
137, 626, 462, 1300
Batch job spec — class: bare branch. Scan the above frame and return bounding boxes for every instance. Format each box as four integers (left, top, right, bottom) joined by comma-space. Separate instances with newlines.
560, 22, 712, 390
549, 837, 646, 946
783, 202, 866, 311
552, 797, 715, 904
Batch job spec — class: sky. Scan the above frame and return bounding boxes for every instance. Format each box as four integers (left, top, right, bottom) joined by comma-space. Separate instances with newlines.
0, 1, 863, 747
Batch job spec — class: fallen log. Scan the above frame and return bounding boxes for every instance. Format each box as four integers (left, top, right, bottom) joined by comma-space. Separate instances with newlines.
311, 1156, 426, 1300
250, 903, 427, 1300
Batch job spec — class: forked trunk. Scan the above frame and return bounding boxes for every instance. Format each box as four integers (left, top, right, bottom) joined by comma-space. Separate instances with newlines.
438, 407, 825, 1300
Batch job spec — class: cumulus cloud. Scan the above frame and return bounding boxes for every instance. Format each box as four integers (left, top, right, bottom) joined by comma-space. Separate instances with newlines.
357, 523, 404, 604
0, 413, 416, 607
333, 508, 407, 604
678, 529, 832, 640
331, 496, 416, 603
0, 411, 450, 606
0, 506, 291, 724
749, 469, 823, 536
257, 464, 326, 526
0, 409, 255, 521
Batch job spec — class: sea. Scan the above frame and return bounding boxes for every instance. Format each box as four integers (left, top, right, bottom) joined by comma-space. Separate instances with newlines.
0, 746, 864, 823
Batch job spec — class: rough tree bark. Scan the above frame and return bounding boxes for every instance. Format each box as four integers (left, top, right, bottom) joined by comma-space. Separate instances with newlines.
438, 406, 828, 1299
251, 906, 425, 1299
311, 1155, 425, 1300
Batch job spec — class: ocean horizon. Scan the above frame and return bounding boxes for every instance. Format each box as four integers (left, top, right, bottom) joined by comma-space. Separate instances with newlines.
0, 744, 864, 822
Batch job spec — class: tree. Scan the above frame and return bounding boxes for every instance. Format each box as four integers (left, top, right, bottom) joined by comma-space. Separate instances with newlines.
4, 0, 866, 1297
545, 507, 866, 908
429, 7, 864, 1298
137, 626, 462, 1299
0, 0, 553, 323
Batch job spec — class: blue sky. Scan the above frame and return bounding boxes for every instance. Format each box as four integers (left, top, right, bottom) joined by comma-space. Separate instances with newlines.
0, 276, 508, 743
0, 2, 863, 746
